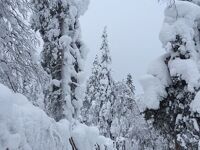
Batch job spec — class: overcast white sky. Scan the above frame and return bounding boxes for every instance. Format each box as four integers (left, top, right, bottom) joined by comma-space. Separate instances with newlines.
80, 0, 166, 93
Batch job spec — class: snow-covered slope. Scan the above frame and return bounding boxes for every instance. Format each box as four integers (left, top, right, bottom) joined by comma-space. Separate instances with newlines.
0, 84, 113, 150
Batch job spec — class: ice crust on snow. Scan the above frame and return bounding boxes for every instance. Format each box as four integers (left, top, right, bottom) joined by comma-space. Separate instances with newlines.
0, 84, 113, 150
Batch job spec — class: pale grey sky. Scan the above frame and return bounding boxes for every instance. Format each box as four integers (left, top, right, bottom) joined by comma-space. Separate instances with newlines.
80, 0, 165, 93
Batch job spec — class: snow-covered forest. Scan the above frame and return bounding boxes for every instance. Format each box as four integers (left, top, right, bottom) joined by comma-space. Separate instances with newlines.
1, 0, 200, 149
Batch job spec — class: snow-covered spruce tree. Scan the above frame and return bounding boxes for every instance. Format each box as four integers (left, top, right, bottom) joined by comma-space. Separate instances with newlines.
81, 27, 115, 138
81, 55, 101, 124
126, 73, 135, 95
111, 80, 155, 150
97, 27, 115, 138
141, 1, 200, 149
0, 0, 47, 107
31, 0, 89, 121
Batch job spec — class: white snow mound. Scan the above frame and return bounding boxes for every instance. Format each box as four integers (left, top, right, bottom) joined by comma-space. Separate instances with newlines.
0, 84, 113, 150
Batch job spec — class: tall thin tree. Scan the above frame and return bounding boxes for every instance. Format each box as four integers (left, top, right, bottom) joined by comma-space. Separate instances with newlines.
31, 0, 88, 121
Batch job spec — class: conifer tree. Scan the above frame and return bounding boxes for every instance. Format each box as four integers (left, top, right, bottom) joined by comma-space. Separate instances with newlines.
98, 27, 115, 138
81, 55, 101, 124
126, 74, 135, 95
81, 27, 115, 138
142, 1, 200, 149
31, 0, 89, 121
111, 80, 154, 149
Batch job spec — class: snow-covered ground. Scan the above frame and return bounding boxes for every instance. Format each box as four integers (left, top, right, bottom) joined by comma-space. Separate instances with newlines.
0, 84, 113, 150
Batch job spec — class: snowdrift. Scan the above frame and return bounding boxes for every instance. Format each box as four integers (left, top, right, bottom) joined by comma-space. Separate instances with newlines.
0, 84, 113, 150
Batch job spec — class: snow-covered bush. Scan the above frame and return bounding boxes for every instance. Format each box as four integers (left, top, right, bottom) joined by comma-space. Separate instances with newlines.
0, 83, 113, 150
